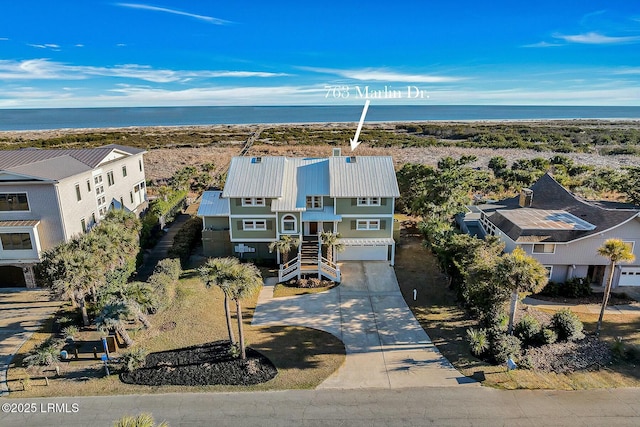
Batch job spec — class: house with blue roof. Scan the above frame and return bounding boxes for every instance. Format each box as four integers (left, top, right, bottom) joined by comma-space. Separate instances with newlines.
197, 149, 400, 282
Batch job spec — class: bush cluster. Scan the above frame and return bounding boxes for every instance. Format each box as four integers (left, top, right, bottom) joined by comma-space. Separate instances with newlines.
538, 277, 592, 298
287, 277, 333, 288
147, 258, 182, 311
167, 217, 203, 267
467, 308, 585, 367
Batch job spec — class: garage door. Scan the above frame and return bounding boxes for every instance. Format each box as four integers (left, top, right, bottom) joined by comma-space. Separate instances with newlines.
619, 267, 640, 286
338, 245, 388, 261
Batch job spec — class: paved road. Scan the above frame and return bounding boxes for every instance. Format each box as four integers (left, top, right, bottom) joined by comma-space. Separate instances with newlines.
1, 387, 639, 426
0, 289, 62, 396
253, 261, 476, 388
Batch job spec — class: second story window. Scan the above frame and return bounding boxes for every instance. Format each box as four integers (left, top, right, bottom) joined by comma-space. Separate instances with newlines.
306, 196, 323, 210
242, 197, 265, 207
356, 219, 381, 230
86, 180, 91, 192
0, 193, 29, 211
75, 184, 82, 201
0, 232, 33, 250
107, 171, 115, 186
357, 197, 381, 206
122, 165, 127, 177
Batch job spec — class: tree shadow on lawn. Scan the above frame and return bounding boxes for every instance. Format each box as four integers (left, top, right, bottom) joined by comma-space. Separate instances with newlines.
250, 325, 346, 372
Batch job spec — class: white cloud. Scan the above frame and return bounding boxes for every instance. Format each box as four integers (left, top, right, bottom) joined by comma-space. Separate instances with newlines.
115, 3, 230, 25
554, 32, 640, 44
0, 59, 289, 82
0, 37, 9, 41
521, 41, 563, 48
300, 67, 463, 83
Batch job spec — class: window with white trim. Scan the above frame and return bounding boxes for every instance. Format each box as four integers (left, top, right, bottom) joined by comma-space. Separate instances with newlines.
306, 196, 323, 210
122, 165, 127, 177
356, 219, 380, 230
0, 193, 29, 211
533, 243, 555, 254
75, 184, 82, 201
282, 215, 297, 233
107, 171, 115, 186
0, 233, 33, 250
357, 197, 381, 206
243, 219, 267, 231
242, 197, 265, 207
623, 241, 635, 253
544, 265, 553, 279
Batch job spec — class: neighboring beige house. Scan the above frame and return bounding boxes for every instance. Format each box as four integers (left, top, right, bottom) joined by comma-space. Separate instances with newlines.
0, 144, 147, 287
459, 173, 640, 287
198, 150, 400, 282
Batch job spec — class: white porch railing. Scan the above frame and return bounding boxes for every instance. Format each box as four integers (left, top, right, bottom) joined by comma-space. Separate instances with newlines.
278, 256, 301, 282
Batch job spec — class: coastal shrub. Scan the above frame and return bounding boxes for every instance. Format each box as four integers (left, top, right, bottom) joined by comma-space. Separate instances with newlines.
23, 338, 63, 367
147, 259, 182, 310
466, 328, 489, 357
538, 281, 561, 297
514, 315, 541, 346
539, 327, 558, 345
61, 325, 79, 339
120, 347, 148, 372
562, 277, 592, 298
167, 217, 203, 267
551, 309, 584, 341
490, 334, 522, 364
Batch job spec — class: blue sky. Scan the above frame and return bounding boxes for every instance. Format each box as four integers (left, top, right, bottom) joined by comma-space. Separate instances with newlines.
0, 1, 639, 108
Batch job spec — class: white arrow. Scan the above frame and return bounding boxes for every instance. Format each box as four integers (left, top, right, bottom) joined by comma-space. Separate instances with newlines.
350, 99, 370, 151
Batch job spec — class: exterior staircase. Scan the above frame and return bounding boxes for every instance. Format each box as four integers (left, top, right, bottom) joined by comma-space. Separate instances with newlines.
278, 235, 341, 282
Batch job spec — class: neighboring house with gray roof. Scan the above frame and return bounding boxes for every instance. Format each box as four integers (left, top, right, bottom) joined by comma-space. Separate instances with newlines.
459, 173, 640, 287
198, 150, 400, 282
0, 144, 148, 287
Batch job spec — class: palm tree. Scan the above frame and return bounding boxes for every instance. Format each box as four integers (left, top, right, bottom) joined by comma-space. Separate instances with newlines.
596, 239, 636, 336
268, 235, 300, 264
199, 257, 241, 346
320, 231, 344, 263
113, 413, 168, 427
494, 247, 549, 334
228, 262, 263, 360
95, 302, 135, 347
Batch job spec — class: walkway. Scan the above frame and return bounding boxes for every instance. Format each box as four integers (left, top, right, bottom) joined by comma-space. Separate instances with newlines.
0, 289, 62, 396
135, 213, 190, 281
252, 261, 476, 388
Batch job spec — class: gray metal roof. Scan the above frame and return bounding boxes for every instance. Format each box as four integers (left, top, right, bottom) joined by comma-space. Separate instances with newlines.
0, 144, 145, 181
222, 157, 285, 198
329, 156, 400, 198
271, 157, 330, 211
197, 191, 230, 217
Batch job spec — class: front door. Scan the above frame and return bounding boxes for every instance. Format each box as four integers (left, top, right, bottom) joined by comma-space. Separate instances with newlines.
305, 221, 319, 237
587, 265, 606, 285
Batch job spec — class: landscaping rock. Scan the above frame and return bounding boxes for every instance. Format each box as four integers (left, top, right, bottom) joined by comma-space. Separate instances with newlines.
524, 335, 612, 373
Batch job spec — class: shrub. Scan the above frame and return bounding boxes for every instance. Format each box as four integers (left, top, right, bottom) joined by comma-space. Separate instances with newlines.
23, 338, 63, 367
491, 334, 522, 364
61, 325, 79, 339
538, 281, 561, 297
518, 354, 534, 370
154, 258, 182, 281
611, 337, 640, 362
466, 328, 489, 357
551, 309, 584, 341
485, 311, 509, 340
539, 327, 558, 345
120, 347, 148, 372
167, 216, 203, 267
147, 260, 181, 311
514, 315, 541, 346
562, 277, 592, 298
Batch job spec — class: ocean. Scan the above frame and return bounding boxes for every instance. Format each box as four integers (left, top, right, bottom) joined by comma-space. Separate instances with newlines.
1, 105, 640, 131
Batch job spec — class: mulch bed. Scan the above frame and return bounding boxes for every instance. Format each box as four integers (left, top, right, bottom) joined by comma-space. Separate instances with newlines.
120, 341, 277, 386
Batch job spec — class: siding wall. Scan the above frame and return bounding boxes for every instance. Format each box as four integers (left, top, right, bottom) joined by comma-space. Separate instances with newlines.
230, 217, 276, 240
203, 217, 229, 230
229, 198, 274, 215
0, 182, 64, 251
337, 217, 394, 239
335, 198, 394, 215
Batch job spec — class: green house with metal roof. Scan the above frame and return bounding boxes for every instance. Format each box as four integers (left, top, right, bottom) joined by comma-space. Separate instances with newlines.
198, 150, 400, 282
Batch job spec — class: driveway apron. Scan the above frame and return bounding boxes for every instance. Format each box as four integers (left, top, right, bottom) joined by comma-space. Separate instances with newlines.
252, 261, 476, 389
0, 289, 62, 396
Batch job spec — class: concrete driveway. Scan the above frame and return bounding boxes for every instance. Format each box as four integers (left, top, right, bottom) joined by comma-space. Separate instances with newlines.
0, 289, 62, 396
252, 261, 476, 389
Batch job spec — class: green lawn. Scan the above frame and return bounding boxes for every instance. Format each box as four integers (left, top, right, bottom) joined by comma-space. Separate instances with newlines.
7, 268, 345, 397
394, 237, 640, 390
